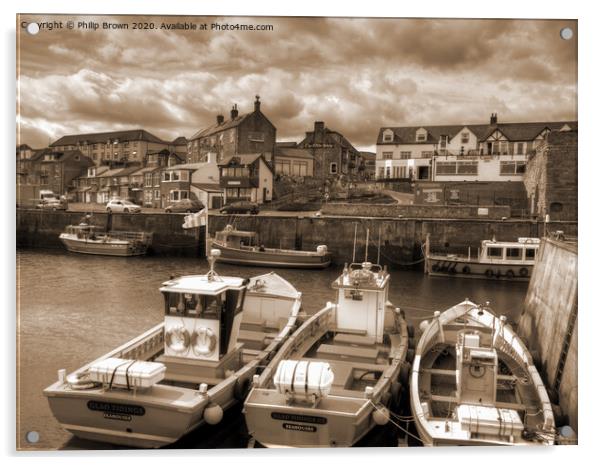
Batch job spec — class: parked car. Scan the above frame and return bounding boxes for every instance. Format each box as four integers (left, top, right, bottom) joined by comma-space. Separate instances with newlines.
36, 197, 67, 211
106, 199, 142, 213
164, 198, 205, 214
220, 201, 259, 215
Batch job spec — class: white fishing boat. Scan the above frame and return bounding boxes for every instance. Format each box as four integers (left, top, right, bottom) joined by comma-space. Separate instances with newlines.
425, 237, 540, 281
44, 250, 301, 448
212, 225, 332, 269
244, 260, 412, 447
59, 224, 153, 257
410, 299, 556, 446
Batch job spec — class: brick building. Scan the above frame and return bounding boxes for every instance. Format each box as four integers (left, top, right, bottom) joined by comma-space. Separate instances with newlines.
273, 142, 314, 177
187, 96, 276, 164
298, 121, 360, 179
523, 130, 577, 221
50, 129, 186, 166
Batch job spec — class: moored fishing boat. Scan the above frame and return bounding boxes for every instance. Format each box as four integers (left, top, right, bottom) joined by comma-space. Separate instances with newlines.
410, 299, 556, 446
244, 261, 412, 447
44, 250, 301, 448
59, 214, 153, 257
425, 236, 540, 281
212, 225, 331, 269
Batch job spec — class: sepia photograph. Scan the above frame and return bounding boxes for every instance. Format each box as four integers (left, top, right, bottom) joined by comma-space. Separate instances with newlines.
15, 10, 578, 452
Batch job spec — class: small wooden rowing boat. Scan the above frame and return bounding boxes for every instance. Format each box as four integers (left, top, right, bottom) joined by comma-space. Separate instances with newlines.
410, 299, 556, 446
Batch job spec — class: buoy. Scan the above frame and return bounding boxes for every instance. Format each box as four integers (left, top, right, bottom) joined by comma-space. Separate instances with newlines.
419, 320, 430, 333
372, 406, 390, 426
203, 403, 223, 425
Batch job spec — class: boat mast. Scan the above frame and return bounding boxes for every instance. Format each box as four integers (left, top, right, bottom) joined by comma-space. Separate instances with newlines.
352, 222, 358, 263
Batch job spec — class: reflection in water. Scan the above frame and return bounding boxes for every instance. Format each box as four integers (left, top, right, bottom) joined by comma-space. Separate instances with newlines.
16, 249, 528, 450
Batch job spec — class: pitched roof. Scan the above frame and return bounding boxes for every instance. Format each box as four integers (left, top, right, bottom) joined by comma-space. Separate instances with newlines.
50, 129, 167, 147
166, 161, 216, 170
377, 120, 578, 145
189, 113, 252, 140
218, 153, 263, 166
300, 125, 359, 152
171, 136, 188, 145
192, 182, 222, 192
29, 148, 91, 164
274, 146, 314, 160
16, 144, 32, 152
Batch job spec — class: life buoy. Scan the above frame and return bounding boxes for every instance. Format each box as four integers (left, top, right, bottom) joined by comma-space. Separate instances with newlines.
506, 270, 515, 279
165, 325, 191, 353
462, 265, 471, 274
519, 267, 529, 278
485, 269, 494, 278
448, 267, 457, 274
191, 327, 217, 356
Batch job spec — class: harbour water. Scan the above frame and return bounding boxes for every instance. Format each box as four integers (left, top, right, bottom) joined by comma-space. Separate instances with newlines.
16, 248, 529, 450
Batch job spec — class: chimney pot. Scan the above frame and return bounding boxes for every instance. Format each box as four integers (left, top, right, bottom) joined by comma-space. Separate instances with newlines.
230, 104, 239, 119
217, 114, 224, 125
314, 121, 325, 132
490, 113, 498, 125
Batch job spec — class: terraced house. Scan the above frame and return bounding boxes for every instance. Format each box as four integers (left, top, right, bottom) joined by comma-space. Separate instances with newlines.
187, 95, 276, 164
50, 129, 187, 166
376, 114, 577, 182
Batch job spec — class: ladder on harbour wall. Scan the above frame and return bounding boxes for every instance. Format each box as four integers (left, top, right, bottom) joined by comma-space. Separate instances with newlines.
553, 298, 578, 395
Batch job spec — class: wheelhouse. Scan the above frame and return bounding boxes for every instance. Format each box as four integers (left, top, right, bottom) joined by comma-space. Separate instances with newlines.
479, 238, 540, 264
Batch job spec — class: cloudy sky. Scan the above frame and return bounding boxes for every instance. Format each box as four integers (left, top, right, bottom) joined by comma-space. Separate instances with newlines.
17, 16, 577, 151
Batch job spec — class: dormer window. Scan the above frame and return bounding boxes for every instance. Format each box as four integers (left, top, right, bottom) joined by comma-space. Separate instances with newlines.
382, 129, 394, 143
416, 128, 427, 142
439, 135, 448, 149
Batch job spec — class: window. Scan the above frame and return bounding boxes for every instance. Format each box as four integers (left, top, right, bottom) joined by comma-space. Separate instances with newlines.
550, 202, 564, 213
154, 190, 160, 200
400, 151, 411, 159
436, 162, 456, 175
439, 135, 447, 149
330, 162, 337, 174
292, 161, 308, 176
456, 161, 478, 174
525, 248, 537, 260
487, 247, 503, 258
461, 132, 470, 144
416, 129, 427, 142
500, 161, 526, 176
170, 190, 189, 201
383, 132, 393, 143
248, 132, 264, 142
505, 248, 521, 260
421, 151, 433, 158
382, 152, 393, 160
516, 142, 525, 155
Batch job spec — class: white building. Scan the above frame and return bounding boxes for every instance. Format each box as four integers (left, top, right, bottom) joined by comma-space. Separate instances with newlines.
376, 115, 577, 182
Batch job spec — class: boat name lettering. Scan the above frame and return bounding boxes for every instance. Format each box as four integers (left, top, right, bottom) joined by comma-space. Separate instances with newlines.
87, 400, 146, 416
271, 412, 327, 424
103, 413, 132, 422
282, 423, 317, 432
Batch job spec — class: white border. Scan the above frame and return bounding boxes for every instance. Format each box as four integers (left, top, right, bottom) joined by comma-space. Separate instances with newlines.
3, 0, 598, 463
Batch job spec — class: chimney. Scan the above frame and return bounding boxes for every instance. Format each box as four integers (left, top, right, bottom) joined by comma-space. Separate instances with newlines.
490, 113, 498, 125
254, 95, 261, 112
217, 114, 224, 125
230, 104, 238, 119
314, 121, 325, 133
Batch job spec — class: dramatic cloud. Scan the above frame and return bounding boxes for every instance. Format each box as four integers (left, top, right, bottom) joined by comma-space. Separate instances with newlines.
17, 15, 577, 150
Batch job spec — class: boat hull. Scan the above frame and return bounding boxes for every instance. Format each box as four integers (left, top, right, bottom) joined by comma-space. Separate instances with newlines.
212, 242, 331, 269
245, 303, 410, 448
45, 389, 207, 448
426, 256, 532, 281
60, 234, 149, 257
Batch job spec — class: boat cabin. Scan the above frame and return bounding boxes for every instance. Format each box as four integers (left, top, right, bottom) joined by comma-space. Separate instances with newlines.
65, 224, 103, 239
160, 257, 248, 362
479, 237, 540, 264
331, 262, 390, 344
214, 227, 258, 249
